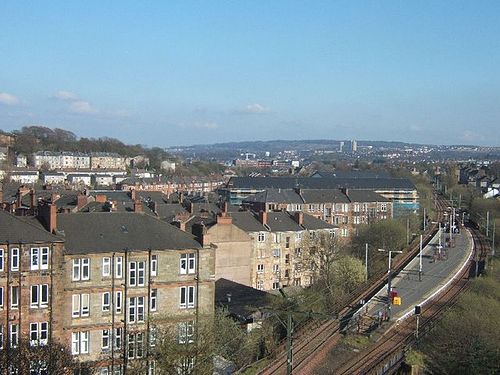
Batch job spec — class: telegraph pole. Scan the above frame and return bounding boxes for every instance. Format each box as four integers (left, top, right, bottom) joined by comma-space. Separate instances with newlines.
365, 243, 369, 281
423, 207, 426, 231
486, 211, 490, 237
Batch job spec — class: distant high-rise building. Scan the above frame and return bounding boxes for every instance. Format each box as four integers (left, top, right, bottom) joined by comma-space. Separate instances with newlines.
339, 141, 344, 152
351, 140, 357, 152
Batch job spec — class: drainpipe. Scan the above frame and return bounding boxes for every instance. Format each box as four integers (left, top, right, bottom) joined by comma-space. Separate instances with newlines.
111, 252, 115, 374
123, 248, 128, 374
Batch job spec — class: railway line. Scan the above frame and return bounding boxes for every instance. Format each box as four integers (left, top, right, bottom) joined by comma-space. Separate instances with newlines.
258, 194, 453, 375
336, 225, 489, 375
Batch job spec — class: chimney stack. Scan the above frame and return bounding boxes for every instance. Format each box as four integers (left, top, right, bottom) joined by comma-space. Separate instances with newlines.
294, 211, 304, 226
259, 211, 268, 225
77, 194, 88, 210
38, 202, 57, 233
217, 212, 232, 225
192, 222, 210, 246
95, 194, 107, 203
134, 199, 143, 213
29, 188, 36, 211
173, 220, 186, 232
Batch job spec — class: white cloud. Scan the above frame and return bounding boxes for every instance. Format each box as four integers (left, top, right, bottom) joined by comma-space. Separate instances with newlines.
52, 90, 78, 101
69, 100, 99, 114
0, 92, 20, 106
240, 103, 271, 114
52, 90, 100, 115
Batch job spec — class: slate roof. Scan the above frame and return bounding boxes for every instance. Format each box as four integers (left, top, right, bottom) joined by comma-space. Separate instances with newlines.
347, 190, 389, 202
227, 177, 415, 190
300, 189, 349, 203
230, 211, 265, 232
243, 189, 303, 204
0, 210, 62, 244
136, 191, 168, 204
302, 214, 337, 230
229, 210, 336, 232
57, 212, 201, 254
311, 170, 391, 179
266, 212, 303, 232
154, 203, 189, 221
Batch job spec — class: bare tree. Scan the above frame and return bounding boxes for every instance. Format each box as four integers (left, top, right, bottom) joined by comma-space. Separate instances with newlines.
0, 340, 79, 375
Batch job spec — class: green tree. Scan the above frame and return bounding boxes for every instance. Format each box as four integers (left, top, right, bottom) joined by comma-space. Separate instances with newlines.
421, 260, 500, 374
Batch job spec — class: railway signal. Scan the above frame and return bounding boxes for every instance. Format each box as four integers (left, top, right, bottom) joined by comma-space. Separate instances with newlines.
415, 305, 421, 340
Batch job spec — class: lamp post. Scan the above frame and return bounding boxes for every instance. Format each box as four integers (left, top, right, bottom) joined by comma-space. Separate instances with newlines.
378, 249, 403, 321
419, 234, 423, 281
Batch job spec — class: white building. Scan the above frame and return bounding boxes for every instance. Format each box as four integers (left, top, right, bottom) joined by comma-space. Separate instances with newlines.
9, 169, 39, 184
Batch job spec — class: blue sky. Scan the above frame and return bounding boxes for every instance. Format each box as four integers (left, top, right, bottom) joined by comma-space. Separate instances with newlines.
1, 1, 499, 147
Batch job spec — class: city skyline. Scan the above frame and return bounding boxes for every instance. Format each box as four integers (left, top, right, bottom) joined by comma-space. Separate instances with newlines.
1, 1, 500, 147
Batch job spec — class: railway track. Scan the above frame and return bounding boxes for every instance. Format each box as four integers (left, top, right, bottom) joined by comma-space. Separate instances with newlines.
258, 195, 451, 375
335, 226, 489, 375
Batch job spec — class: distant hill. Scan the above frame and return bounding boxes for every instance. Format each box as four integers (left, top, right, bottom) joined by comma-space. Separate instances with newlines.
170, 139, 426, 153
1, 125, 172, 170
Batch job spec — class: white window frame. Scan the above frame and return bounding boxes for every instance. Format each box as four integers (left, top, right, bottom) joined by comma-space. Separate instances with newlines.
180, 254, 195, 275
0, 248, 4, 271
128, 296, 145, 323
150, 289, 157, 312
0, 325, 3, 350
129, 262, 137, 286
31, 248, 40, 270
114, 327, 122, 350
178, 321, 195, 344
272, 264, 279, 273
72, 294, 90, 318
102, 292, 110, 312
71, 331, 89, 355
102, 329, 110, 350
257, 264, 264, 273
187, 254, 196, 274
179, 286, 195, 309
116, 291, 122, 313
256, 280, 264, 290
41, 247, 49, 270
30, 284, 49, 308
272, 248, 281, 257
150, 255, 157, 277
102, 257, 111, 277
81, 331, 89, 353
257, 232, 265, 242
30, 322, 48, 346
82, 258, 90, 280
72, 259, 80, 281
0, 287, 3, 308
81, 293, 90, 316
115, 256, 123, 278
137, 261, 145, 286
11, 248, 19, 271
10, 286, 19, 309
72, 258, 89, 281
10, 324, 19, 348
